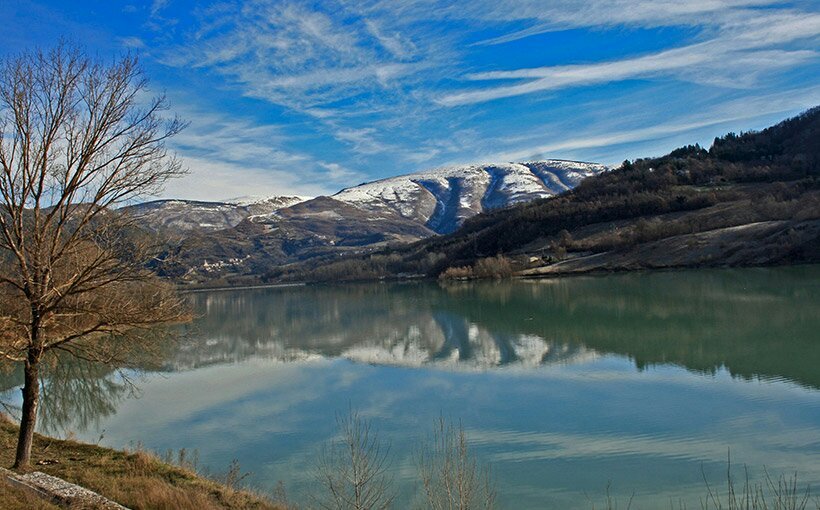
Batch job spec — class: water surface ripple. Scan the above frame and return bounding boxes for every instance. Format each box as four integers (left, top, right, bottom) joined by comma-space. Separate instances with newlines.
1, 266, 818, 509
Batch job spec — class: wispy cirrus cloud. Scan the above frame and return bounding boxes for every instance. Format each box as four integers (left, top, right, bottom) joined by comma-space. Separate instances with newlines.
151, 0, 458, 170
158, 103, 366, 200
8, 0, 817, 201
162, 1, 442, 110
490, 99, 810, 163
150, 0, 168, 16
468, 86, 820, 165
440, 9, 820, 105
332, 127, 395, 155
117, 36, 145, 48
127, 0, 819, 196
464, 0, 780, 32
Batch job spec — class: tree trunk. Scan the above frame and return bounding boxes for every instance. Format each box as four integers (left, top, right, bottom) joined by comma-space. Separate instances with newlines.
13, 357, 40, 469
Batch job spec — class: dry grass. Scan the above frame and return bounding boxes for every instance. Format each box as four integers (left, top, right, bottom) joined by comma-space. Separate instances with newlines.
0, 416, 281, 510
0, 477, 61, 510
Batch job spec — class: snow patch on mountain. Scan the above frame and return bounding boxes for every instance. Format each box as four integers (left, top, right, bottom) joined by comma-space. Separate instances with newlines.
127, 195, 312, 233
222, 195, 311, 208
127, 159, 606, 262
332, 160, 606, 234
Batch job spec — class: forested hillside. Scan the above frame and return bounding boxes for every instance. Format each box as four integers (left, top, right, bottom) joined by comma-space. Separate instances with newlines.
271, 107, 820, 283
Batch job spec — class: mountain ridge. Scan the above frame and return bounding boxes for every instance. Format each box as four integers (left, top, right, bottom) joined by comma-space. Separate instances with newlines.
268, 106, 820, 284
124, 195, 309, 233
331, 160, 606, 234
130, 159, 605, 236
142, 159, 607, 283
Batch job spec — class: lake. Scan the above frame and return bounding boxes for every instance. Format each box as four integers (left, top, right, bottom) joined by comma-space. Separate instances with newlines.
4, 266, 820, 508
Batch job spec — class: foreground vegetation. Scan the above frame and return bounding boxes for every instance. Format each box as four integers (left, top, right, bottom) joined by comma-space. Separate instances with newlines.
0, 416, 279, 510
0, 43, 191, 469
0, 478, 56, 510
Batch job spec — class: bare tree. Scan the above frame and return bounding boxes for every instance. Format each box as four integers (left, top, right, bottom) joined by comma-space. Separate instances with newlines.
0, 43, 188, 468
416, 417, 496, 510
313, 408, 395, 510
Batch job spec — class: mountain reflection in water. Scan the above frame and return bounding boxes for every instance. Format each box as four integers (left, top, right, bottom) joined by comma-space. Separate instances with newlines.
176, 266, 820, 388
1, 266, 818, 510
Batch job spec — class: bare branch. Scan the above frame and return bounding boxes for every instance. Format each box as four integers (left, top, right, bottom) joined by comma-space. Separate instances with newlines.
0, 42, 189, 469
313, 407, 395, 510
416, 416, 497, 510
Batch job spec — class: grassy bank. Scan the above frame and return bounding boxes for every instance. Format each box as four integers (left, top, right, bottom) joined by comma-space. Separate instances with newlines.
0, 417, 280, 510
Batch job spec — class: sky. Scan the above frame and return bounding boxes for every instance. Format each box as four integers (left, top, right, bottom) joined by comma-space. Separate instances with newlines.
2, 0, 819, 201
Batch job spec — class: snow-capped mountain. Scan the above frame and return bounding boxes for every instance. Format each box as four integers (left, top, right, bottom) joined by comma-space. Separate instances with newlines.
129, 160, 603, 235
169, 288, 598, 371
223, 195, 311, 214
124, 195, 310, 233
140, 159, 606, 280
332, 160, 606, 233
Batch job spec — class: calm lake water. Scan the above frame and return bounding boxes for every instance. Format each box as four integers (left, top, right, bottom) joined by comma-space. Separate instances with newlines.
4, 266, 820, 508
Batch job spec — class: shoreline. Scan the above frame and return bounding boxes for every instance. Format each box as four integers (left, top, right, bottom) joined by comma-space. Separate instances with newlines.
177, 282, 307, 293
0, 417, 280, 510
175, 260, 820, 291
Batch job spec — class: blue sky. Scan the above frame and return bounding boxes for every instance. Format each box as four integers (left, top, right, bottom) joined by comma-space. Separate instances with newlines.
3, 0, 820, 200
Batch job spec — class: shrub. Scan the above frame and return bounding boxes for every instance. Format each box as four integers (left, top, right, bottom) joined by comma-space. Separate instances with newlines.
439, 266, 474, 280
473, 255, 514, 279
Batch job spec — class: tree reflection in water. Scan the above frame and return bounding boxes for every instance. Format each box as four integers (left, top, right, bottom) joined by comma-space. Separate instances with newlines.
1, 352, 156, 436
1, 266, 818, 439
177, 266, 820, 388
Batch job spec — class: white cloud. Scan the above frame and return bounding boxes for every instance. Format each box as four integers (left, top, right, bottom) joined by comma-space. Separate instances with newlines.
156, 102, 367, 200
159, 156, 326, 201
363, 18, 418, 59
144, 0, 818, 198
318, 162, 360, 181
151, 0, 169, 16
431, 0, 784, 31
440, 10, 820, 105
163, 0, 441, 113
118, 36, 146, 49
332, 127, 393, 154
482, 86, 820, 164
